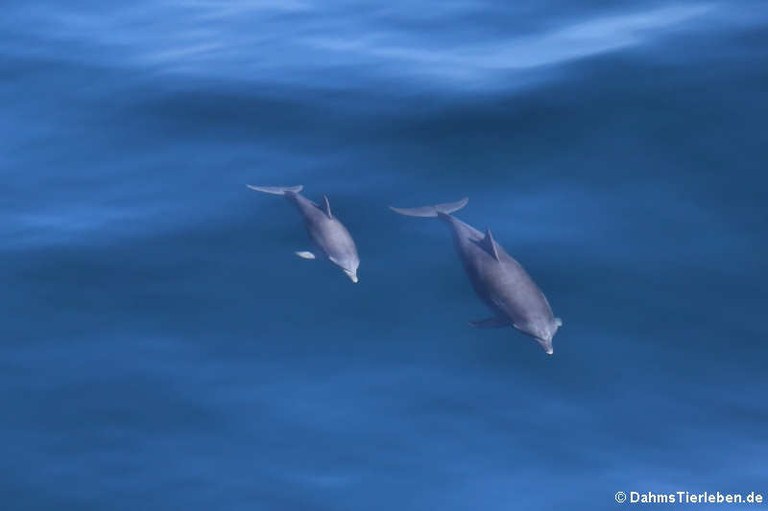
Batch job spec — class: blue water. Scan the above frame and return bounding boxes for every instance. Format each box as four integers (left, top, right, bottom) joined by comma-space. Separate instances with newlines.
2, 1, 767, 509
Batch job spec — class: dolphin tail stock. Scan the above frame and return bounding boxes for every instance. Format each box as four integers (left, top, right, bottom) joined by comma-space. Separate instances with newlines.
389, 197, 469, 218
246, 184, 304, 195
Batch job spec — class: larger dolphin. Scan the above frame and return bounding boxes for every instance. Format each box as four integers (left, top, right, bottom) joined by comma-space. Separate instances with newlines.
247, 185, 360, 283
390, 198, 561, 355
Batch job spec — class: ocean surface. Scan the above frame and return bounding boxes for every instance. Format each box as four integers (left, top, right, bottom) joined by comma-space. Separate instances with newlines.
2, 1, 767, 509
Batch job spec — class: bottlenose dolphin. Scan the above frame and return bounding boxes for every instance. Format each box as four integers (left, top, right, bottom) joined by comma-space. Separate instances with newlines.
247, 185, 360, 283
390, 198, 561, 355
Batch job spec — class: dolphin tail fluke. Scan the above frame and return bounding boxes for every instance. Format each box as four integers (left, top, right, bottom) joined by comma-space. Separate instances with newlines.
246, 184, 304, 195
389, 197, 468, 218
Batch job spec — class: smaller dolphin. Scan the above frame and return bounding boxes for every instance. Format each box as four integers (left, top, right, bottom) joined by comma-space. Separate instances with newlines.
390, 198, 561, 355
247, 185, 360, 283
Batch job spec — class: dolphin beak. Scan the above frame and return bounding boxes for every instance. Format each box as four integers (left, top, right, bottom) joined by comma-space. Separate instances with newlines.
344, 270, 359, 283
537, 337, 554, 356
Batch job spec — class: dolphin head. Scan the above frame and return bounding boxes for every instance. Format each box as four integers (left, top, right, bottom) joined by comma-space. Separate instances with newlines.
330, 255, 360, 284
530, 318, 562, 356
535, 336, 554, 355
343, 268, 359, 283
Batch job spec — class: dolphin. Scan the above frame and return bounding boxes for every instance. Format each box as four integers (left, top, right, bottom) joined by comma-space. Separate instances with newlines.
247, 185, 360, 283
390, 198, 561, 355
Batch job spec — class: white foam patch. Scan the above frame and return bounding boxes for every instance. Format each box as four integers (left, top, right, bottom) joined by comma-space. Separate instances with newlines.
3, 0, 745, 90
1, 205, 168, 250
307, 4, 715, 81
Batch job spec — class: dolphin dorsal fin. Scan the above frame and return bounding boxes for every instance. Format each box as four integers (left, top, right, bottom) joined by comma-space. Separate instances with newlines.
321, 195, 333, 219
480, 228, 500, 261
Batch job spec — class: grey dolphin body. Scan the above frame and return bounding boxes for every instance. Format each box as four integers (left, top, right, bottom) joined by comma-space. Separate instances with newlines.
247, 185, 360, 283
391, 198, 561, 354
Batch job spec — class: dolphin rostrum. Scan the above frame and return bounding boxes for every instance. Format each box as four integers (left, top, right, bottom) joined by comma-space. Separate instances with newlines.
247, 185, 360, 283
390, 198, 561, 354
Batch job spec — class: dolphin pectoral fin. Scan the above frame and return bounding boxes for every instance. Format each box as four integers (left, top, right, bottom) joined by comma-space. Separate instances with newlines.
320, 195, 333, 219
469, 317, 509, 328
295, 251, 316, 260
555, 317, 563, 327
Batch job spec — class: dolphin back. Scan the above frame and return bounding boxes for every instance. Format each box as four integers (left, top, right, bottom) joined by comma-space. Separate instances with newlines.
389, 197, 469, 217
247, 184, 304, 195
